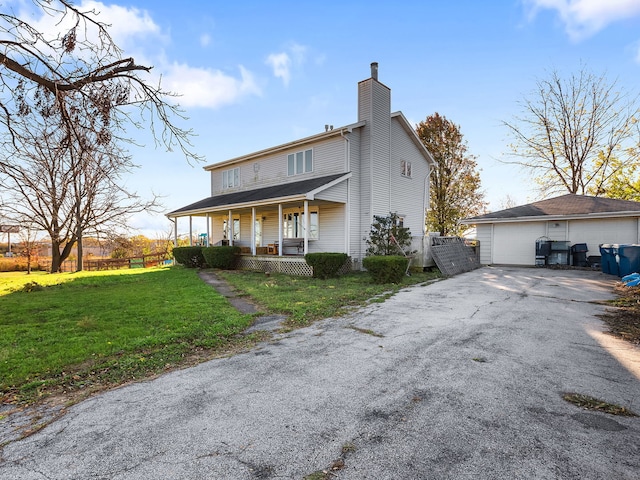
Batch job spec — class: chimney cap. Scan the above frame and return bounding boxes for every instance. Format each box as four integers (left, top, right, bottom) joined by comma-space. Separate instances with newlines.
370, 62, 378, 81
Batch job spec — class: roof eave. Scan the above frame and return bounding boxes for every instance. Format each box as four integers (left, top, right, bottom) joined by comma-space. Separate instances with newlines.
167, 193, 310, 218
391, 111, 437, 167
460, 210, 640, 224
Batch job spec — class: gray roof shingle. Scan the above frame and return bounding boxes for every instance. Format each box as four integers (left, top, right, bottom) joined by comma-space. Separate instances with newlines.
169, 173, 347, 215
466, 194, 640, 221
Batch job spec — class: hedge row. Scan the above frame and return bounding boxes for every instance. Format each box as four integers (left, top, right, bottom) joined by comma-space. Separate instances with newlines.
174, 247, 409, 285
173, 246, 240, 269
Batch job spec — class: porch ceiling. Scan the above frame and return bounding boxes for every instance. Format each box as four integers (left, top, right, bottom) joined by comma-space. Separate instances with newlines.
168, 173, 349, 217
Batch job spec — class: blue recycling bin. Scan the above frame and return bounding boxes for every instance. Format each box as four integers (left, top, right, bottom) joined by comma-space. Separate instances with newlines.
617, 244, 640, 277
599, 244, 619, 276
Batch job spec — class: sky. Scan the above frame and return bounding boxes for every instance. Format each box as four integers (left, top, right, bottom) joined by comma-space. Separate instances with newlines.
12, 0, 640, 238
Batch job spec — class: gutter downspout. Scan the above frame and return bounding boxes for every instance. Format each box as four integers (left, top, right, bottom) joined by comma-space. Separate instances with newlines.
423, 164, 433, 267
341, 129, 351, 256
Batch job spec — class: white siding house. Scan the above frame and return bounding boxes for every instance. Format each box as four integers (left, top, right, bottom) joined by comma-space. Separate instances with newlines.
461, 194, 640, 266
168, 64, 436, 271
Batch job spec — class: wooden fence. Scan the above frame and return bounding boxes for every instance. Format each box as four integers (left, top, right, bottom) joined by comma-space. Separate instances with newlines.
41, 252, 172, 272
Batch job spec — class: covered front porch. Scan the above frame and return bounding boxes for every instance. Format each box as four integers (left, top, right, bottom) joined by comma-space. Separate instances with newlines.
167, 173, 351, 263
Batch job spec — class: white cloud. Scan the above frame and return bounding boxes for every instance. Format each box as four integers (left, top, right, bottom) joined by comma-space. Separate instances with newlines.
526, 0, 640, 40
7, 1, 261, 109
266, 52, 292, 86
266, 43, 309, 86
162, 64, 261, 109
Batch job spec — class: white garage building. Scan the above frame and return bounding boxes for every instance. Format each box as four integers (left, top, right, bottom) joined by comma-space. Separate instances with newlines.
461, 194, 640, 266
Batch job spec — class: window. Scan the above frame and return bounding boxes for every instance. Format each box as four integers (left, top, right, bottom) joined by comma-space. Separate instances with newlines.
254, 218, 262, 247
222, 167, 240, 189
401, 160, 412, 178
223, 218, 240, 241
282, 208, 319, 239
287, 149, 313, 176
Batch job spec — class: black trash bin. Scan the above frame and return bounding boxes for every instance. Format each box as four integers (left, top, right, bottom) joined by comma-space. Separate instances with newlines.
571, 243, 588, 267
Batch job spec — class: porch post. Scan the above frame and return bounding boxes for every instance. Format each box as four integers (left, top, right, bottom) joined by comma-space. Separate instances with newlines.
189, 216, 193, 246
228, 210, 233, 246
303, 200, 309, 254
174, 217, 178, 248
205, 214, 210, 246
278, 203, 283, 257
346, 179, 350, 254
251, 207, 256, 255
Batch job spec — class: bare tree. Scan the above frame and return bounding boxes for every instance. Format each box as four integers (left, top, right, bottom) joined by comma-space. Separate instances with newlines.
498, 194, 518, 210
503, 66, 640, 197
17, 221, 40, 274
0, 1, 200, 272
0, 0, 199, 159
1, 110, 159, 272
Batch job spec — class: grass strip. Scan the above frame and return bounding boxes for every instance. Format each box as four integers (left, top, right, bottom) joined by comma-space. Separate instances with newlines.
217, 270, 440, 327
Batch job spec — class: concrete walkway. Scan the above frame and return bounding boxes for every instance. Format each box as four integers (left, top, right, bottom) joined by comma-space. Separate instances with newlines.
1, 266, 638, 479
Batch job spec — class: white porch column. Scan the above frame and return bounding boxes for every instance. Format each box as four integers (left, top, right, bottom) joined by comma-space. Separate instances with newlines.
173, 218, 178, 248
278, 203, 283, 257
228, 210, 233, 246
205, 214, 210, 246
251, 207, 256, 255
303, 200, 309, 254
189, 216, 193, 246
346, 179, 350, 254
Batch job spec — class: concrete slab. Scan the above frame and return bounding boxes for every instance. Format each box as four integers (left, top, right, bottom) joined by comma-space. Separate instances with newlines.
1, 266, 638, 479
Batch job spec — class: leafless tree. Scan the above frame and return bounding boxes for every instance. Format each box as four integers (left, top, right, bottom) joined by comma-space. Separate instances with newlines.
502, 66, 640, 197
0, 1, 201, 272
0, 0, 199, 159
1, 110, 160, 272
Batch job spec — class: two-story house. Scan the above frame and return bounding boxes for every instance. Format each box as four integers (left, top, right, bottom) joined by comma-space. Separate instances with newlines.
168, 63, 436, 274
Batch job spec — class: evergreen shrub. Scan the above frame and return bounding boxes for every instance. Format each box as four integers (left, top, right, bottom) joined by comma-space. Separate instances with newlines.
202, 246, 241, 269
304, 252, 349, 279
172, 246, 206, 268
362, 255, 408, 284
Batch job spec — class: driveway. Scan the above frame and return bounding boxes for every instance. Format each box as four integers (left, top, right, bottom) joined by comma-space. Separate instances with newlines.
1, 266, 639, 479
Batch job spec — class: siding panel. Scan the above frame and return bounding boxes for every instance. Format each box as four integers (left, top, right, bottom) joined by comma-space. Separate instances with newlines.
476, 224, 492, 265
389, 117, 428, 237
209, 136, 347, 196
568, 218, 639, 256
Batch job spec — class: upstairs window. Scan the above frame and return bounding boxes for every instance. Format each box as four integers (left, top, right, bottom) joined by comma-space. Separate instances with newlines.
401, 160, 412, 178
222, 167, 240, 189
287, 149, 313, 176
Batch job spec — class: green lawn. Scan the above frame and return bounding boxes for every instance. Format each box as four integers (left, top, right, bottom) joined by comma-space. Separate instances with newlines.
1, 266, 440, 405
0, 267, 254, 404
218, 269, 441, 326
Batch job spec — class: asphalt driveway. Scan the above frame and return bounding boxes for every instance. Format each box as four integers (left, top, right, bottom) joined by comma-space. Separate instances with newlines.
1, 266, 639, 479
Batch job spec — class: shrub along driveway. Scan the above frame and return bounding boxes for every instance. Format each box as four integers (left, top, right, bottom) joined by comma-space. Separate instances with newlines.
1, 266, 639, 479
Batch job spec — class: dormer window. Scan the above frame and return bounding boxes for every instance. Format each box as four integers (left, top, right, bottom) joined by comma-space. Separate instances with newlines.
401, 160, 412, 178
287, 149, 313, 176
222, 167, 240, 189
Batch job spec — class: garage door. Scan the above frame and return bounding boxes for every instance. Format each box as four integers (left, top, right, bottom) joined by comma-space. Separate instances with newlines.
493, 223, 546, 265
